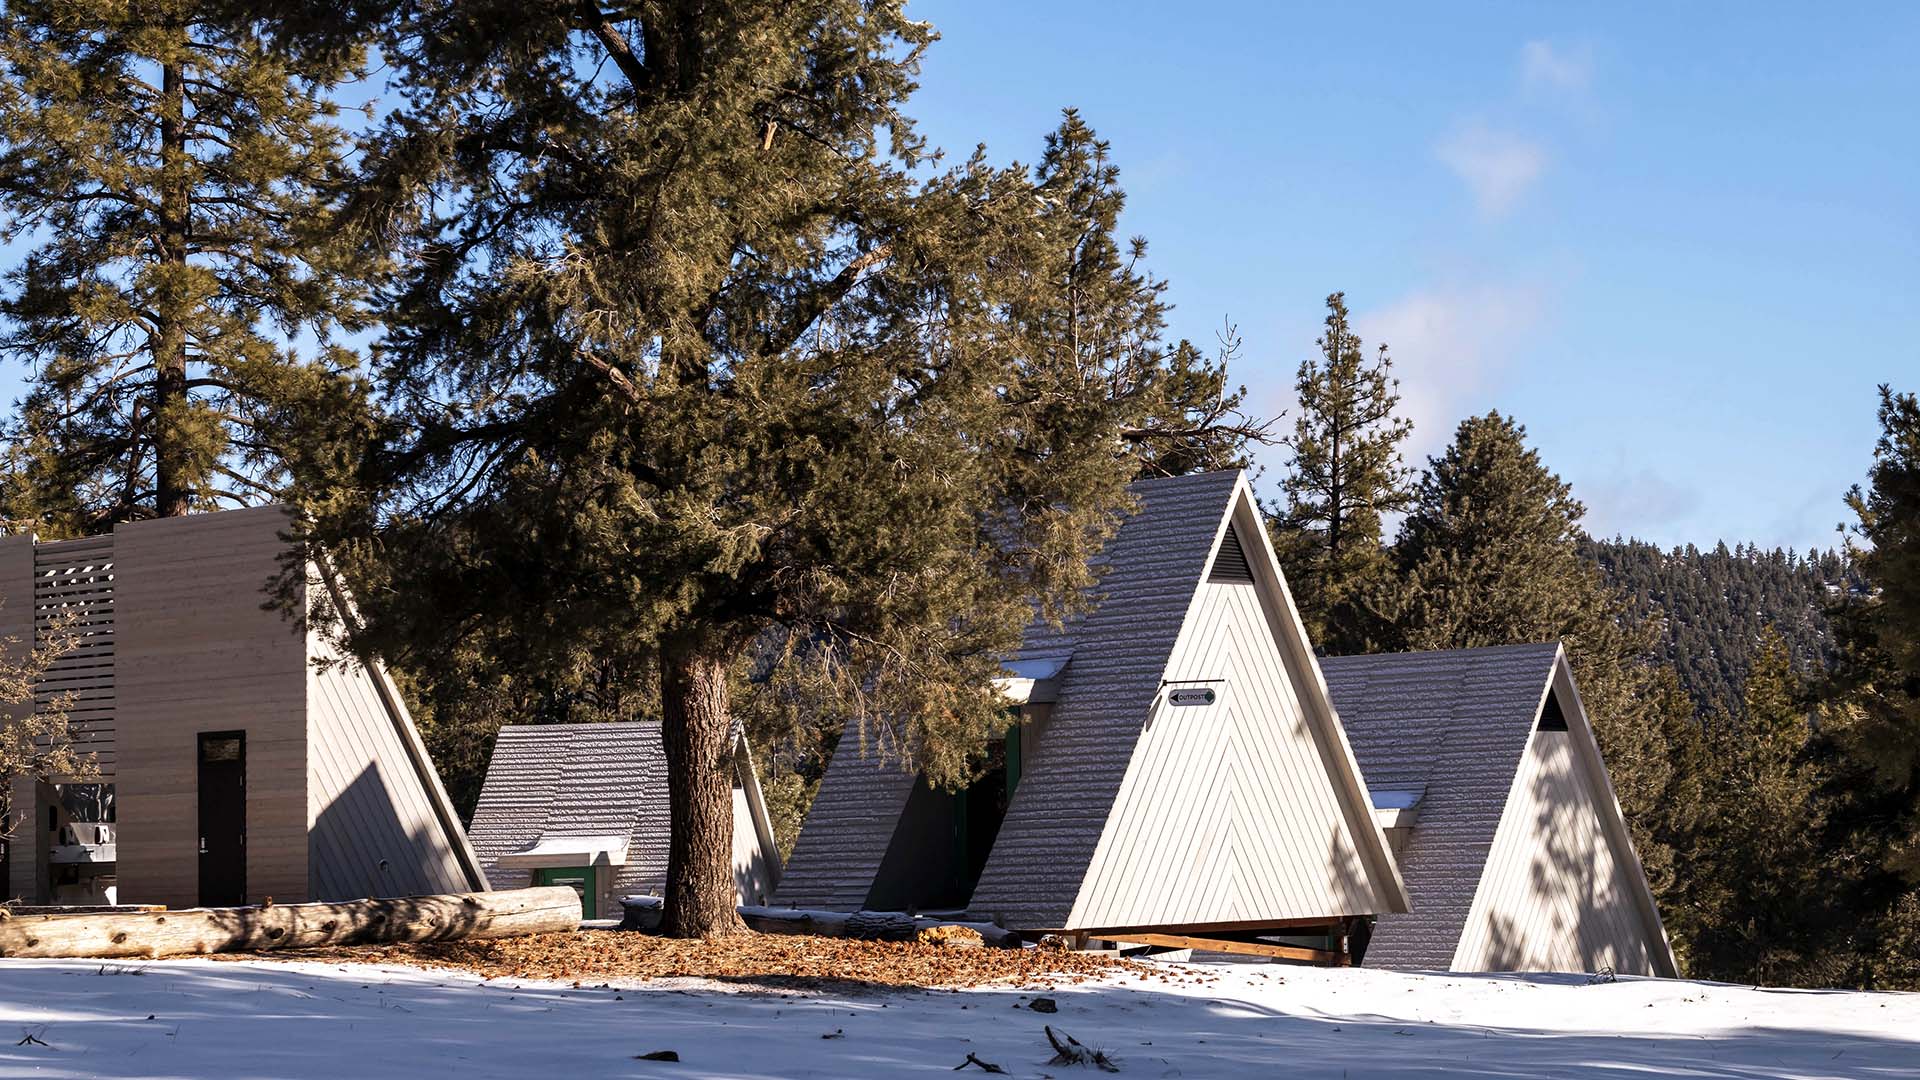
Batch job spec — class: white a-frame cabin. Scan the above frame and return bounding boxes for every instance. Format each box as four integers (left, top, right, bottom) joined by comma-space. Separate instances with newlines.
1321, 643, 1678, 976
778, 470, 1408, 957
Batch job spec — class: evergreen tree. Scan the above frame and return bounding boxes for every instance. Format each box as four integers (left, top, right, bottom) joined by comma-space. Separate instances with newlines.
1020, 111, 1270, 479
1587, 536, 1856, 719
0, 2, 373, 532
1271, 292, 1412, 653
1387, 412, 1680, 893
1829, 385, 1920, 880
1685, 631, 1834, 985
1810, 384, 1920, 989
287, 5, 1262, 936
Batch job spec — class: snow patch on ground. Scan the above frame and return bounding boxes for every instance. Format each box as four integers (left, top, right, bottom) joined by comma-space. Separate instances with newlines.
0, 956, 1914, 1078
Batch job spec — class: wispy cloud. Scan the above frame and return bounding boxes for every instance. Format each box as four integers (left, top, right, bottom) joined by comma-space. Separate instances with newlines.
1357, 283, 1548, 462
1582, 466, 1700, 541
1435, 122, 1547, 218
1520, 40, 1595, 95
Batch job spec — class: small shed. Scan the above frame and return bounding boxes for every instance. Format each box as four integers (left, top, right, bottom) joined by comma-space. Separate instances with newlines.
466, 722, 781, 920
1321, 642, 1678, 976
777, 469, 1408, 952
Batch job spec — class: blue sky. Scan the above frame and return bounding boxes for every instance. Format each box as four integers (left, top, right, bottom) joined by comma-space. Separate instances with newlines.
903, 2, 1918, 551
1, 5, 1911, 551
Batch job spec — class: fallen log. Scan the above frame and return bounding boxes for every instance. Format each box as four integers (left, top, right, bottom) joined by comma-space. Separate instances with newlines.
616, 897, 1021, 947
737, 905, 1022, 948
0, 887, 582, 960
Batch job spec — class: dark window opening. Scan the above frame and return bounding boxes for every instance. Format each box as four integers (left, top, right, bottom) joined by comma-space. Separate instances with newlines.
1209, 525, 1255, 584
1537, 689, 1569, 731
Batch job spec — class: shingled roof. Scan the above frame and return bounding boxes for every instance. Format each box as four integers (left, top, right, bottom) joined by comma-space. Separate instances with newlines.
1321, 643, 1676, 975
467, 723, 673, 899
1320, 643, 1561, 969
468, 721, 779, 903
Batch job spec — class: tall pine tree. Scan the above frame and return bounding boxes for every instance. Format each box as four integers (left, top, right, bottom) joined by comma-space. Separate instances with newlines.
1021, 110, 1269, 479
1830, 385, 1920, 878
1817, 384, 1920, 988
287, 4, 1265, 936
0, 2, 373, 531
1271, 292, 1412, 653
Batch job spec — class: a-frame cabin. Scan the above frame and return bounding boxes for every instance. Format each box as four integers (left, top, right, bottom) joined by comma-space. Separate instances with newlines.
777, 470, 1408, 956
1321, 642, 1678, 976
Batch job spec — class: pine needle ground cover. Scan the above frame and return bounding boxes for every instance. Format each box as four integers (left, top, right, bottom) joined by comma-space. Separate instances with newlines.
259, 930, 1181, 991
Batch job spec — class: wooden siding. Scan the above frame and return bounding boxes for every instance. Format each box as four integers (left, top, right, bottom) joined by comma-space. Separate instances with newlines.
731, 788, 775, 904
1065, 577, 1389, 929
1453, 730, 1660, 974
305, 588, 478, 900
786, 470, 1405, 928
114, 507, 310, 908
1322, 643, 1564, 969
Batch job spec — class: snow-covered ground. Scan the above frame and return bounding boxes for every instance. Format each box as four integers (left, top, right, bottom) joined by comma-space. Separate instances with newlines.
0, 956, 1913, 1079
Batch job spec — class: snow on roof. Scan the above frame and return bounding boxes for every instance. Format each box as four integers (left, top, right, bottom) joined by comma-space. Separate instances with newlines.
496, 833, 632, 868
1371, 787, 1426, 811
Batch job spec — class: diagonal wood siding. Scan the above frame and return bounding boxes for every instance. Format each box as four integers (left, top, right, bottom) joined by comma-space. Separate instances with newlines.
962, 472, 1236, 929
1452, 730, 1660, 974
305, 586, 481, 900
1320, 643, 1560, 969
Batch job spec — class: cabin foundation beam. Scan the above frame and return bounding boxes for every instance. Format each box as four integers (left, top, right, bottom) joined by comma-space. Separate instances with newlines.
1093, 931, 1351, 966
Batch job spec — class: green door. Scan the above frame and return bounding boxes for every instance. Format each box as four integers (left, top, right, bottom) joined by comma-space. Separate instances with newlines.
534, 866, 596, 919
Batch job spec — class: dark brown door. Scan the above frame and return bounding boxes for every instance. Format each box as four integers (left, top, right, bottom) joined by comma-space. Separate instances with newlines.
197, 732, 246, 906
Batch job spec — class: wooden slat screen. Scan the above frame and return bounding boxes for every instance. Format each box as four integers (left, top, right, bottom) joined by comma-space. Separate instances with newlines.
34, 535, 116, 777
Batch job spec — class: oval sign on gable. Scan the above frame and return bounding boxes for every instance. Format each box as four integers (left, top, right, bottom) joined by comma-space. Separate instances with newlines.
1169, 688, 1216, 706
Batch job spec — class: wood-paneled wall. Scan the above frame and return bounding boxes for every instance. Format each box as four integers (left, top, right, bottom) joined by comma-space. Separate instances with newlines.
115, 507, 310, 908
306, 599, 477, 899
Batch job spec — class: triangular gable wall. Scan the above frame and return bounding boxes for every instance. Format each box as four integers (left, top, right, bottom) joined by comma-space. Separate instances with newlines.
1060, 478, 1407, 930
1451, 651, 1678, 976
306, 561, 488, 899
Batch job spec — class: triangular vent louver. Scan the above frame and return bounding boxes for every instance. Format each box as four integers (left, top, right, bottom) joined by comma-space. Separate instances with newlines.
1209, 525, 1255, 584
1537, 689, 1569, 731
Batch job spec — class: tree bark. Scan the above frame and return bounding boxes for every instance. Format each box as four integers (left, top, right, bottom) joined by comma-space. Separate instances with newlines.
153, 58, 191, 518
659, 639, 746, 937
0, 887, 581, 960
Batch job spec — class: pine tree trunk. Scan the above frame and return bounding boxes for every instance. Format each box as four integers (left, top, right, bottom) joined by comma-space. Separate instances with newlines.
153, 59, 191, 518
658, 640, 746, 938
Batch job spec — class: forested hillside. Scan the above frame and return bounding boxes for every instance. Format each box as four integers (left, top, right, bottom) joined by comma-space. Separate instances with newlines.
1585, 540, 1861, 719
